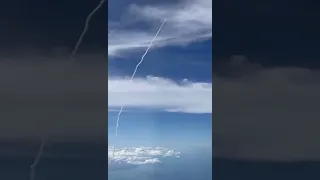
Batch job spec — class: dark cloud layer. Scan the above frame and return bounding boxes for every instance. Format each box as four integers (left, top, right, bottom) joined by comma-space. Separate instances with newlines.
0, 55, 107, 141
213, 55, 320, 161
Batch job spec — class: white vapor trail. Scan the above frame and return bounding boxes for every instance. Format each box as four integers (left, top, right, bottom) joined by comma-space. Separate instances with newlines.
28, 1, 106, 178
115, 18, 168, 137
70, 0, 106, 59
110, 18, 167, 163
29, 137, 45, 180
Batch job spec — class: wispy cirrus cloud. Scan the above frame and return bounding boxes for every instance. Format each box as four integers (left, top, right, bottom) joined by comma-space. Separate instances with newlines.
108, 0, 212, 56
108, 76, 212, 113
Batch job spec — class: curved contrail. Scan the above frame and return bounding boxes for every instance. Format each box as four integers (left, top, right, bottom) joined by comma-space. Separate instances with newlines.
70, 0, 106, 59
29, 137, 45, 180
110, 18, 167, 163
115, 18, 167, 137
29, 1, 106, 179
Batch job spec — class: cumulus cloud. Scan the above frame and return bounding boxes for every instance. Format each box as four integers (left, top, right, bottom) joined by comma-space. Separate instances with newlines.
108, 0, 212, 56
108, 146, 180, 165
213, 56, 320, 161
108, 76, 212, 113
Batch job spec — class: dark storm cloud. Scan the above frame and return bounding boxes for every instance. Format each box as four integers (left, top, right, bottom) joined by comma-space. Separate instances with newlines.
213, 55, 320, 161
0, 55, 107, 141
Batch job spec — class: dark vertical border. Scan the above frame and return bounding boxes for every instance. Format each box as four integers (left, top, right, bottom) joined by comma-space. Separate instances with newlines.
106, 0, 110, 178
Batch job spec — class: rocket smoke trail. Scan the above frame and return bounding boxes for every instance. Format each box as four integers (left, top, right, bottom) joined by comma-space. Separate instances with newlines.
29, 1, 106, 179
29, 137, 45, 180
70, 0, 106, 59
115, 18, 167, 137
110, 18, 167, 162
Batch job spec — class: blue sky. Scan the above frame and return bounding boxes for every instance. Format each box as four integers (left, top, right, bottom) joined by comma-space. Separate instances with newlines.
108, 39, 212, 150
108, 0, 212, 164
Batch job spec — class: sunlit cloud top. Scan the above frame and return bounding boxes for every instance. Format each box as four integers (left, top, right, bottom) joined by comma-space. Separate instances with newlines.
108, 76, 212, 113
108, 146, 180, 165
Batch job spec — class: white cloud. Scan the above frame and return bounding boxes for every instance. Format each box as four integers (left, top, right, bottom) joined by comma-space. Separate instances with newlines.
108, 76, 212, 113
108, 146, 180, 165
108, 0, 212, 56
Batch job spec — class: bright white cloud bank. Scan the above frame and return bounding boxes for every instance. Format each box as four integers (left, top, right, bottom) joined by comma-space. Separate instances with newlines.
108, 76, 212, 113
108, 0, 212, 56
108, 146, 180, 165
